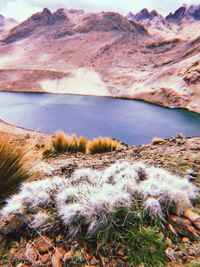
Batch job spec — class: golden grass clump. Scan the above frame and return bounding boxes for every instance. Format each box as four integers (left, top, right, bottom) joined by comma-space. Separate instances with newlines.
43, 132, 121, 156
87, 137, 121, 154
0, 134, 29, 204
52, 131, 69, 153
43, 132, 89, 156
78, 136, 88, 153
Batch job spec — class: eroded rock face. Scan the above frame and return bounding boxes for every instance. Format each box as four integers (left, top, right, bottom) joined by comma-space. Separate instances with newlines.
183, 61, 200, 85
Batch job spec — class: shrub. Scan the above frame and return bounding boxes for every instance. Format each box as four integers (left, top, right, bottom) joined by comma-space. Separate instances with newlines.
87, 137, 121, 154
1, 161, 198, 228
43, 132, 120, 156
1, 161, 198, 265
43, 132, 89, 156
52, 131, 70, 153
0, 134, 29, 206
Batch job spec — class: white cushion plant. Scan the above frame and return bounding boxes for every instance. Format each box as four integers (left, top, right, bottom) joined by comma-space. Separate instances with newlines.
1, 161, 198, 236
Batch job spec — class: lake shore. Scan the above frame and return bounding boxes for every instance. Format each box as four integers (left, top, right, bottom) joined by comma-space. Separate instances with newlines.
1, 89, 200, 115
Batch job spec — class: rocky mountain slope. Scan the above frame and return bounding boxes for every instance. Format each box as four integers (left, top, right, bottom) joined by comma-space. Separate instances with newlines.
0, 15, 17, 34
0, 6, 199, 113
128, 5, 200, 40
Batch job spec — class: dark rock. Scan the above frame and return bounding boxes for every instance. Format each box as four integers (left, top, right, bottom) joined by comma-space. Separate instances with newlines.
166, 6, 187, 21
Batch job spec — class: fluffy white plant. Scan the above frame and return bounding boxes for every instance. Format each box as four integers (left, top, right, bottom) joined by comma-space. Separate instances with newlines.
32, 162, 54, 176
1, 161, 198, 236
31, 211, 50, 228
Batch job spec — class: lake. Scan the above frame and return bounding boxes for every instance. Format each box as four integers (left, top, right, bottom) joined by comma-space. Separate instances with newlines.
0, 92, 200, 145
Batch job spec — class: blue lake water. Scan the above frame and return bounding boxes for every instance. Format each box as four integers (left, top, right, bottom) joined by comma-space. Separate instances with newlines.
0, 92, 199, 145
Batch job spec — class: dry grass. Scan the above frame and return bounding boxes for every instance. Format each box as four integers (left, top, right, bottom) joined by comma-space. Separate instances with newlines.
87, 137, 121, 154
78, 136, 88, 153
43, 132, 120, 156
43, 132, 89, 156
0, 134, 29, 205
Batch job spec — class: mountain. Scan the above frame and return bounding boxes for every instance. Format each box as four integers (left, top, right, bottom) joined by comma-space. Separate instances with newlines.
127, 8, 161, 21
128, 5, 200, 40
166, 4, 200, 21
0, 7, 199, 113
127, 9, 175, 39
3, 8, 146, 44
0, 14, 17, 34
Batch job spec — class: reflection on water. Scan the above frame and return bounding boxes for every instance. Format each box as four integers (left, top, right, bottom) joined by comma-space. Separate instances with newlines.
0, 92, 199, 145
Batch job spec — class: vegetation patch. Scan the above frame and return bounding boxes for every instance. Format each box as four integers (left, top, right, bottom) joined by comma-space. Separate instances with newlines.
43, 131, 121, 157
87, 137, 121, 154
1, 161, 198, 265
0, 134, 29, 207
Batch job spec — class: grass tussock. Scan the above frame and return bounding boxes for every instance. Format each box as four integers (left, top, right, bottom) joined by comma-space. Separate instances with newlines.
87, 137, 121, 154
43, 132, 120, 156
43, 131, 89, 156
0, 134, 29, 206
1, 161, 198, 266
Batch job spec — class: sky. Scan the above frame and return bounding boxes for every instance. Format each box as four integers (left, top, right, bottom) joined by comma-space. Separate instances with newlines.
0, 0, 199, 21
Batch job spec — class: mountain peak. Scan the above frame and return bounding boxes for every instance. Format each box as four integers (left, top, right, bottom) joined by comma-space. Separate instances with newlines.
3, 9, 148, 43
128, 8, 162, 21
166, 4, 200, 21
30, 7, 63, 25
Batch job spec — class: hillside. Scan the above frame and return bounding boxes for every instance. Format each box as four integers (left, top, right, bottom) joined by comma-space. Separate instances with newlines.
0, 124, 199, 266
0, 6, 199, 113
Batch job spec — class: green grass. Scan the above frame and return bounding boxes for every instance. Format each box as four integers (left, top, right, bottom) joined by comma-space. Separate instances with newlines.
123, 226, 166, 267
88, 203, 166, 266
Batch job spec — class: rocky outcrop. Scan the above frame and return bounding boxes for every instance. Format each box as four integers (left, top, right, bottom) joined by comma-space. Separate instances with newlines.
166, 4, 200, 21
183, 61, 200, 85
128, 8, 161, 21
